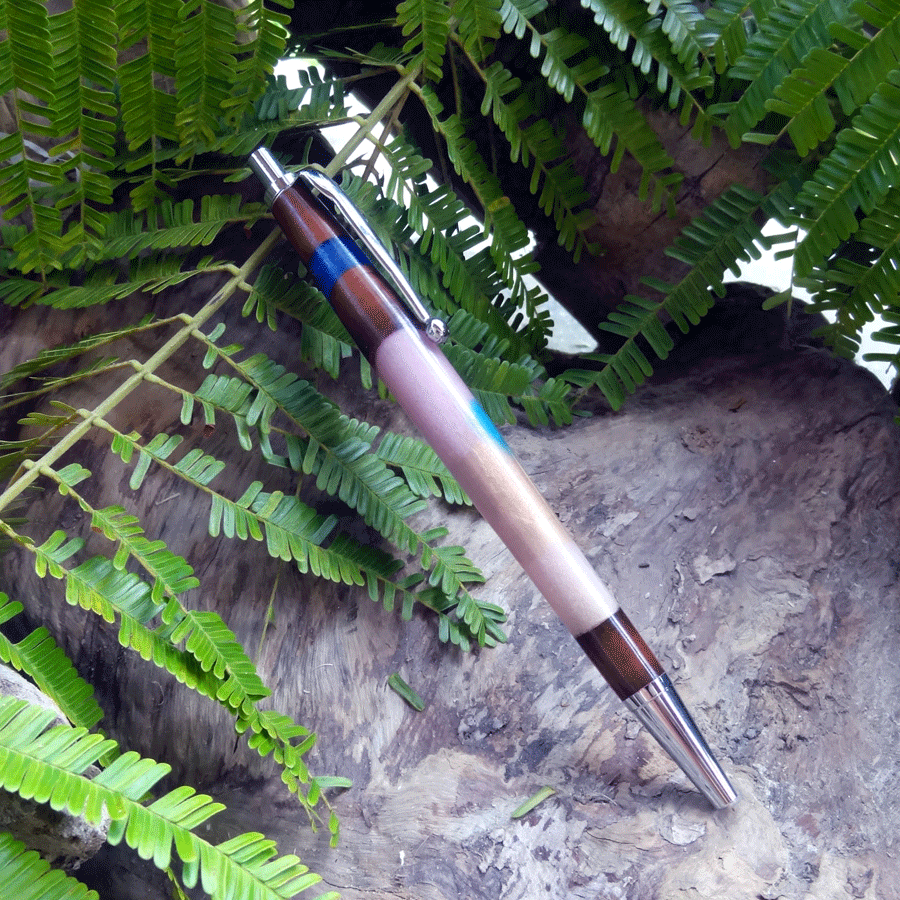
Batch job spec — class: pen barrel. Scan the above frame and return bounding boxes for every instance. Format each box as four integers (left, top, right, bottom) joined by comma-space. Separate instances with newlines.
268, 183, 664, 699
262, 167, 737, 808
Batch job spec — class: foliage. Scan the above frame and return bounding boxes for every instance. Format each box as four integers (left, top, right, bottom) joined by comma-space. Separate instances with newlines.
2, 0, 900, 896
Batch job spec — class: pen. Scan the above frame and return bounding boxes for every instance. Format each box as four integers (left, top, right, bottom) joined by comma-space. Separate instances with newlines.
248, 147, 738, 809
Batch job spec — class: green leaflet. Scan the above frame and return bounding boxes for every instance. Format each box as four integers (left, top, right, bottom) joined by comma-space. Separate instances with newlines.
26, 465, 329, 814
474, 59, 601, 259
580, 0, 714, 108
387, 672, 426, 710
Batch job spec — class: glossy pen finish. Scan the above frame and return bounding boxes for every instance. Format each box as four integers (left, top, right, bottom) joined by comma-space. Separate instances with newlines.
249, 148, 737, 809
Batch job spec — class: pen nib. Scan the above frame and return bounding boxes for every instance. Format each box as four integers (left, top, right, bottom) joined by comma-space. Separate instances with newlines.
625, 674, 738, 809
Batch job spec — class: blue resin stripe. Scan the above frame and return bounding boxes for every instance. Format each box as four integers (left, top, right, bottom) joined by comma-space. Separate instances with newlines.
308, 236, 372, 298
471, 399, 511, 453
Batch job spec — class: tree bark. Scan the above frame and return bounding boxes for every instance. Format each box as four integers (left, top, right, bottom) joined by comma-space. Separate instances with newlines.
3, 297, 899, 898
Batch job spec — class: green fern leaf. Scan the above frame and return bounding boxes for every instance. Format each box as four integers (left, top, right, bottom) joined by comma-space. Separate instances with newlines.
44, 0, 118, 259
761, 3, 900, 153
0, 697, 332, 900
697, 0, 756, 73
418, 85, 539, 310
764, 47, 846, 155
801, 184, 900, 352
652, 0, 709, 66
565, 184, 772, 408
397, 0, 452, 79
452, 0, 503, 60
375, 431, 470, 504
24, 491, 322, 810
0, 832, 98, 900
831, 0, 900, 114
501, 3, 682, 204
227, 0, 293, 123
1, 255, 225, 310
0, 318, 156, 393
98, 195, 253, 260
476, 59, 600, 259
794, 70, 900, 277
174, 0, 239, 153
499, 0, 549, 40
0, 593, 104, 730
117, 0, 180, 196
0, 0, 67, 275
723, 0, 852, 146
580, 0, 714, 107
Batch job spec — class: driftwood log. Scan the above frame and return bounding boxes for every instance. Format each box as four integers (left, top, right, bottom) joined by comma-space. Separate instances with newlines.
2, 296, 900, 899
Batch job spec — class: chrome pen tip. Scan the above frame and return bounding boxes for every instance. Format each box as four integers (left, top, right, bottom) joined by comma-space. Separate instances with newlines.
248, 147, 296, 206
625, 673, 738, 809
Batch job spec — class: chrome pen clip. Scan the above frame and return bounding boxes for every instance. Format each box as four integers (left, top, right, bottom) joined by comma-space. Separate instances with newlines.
297, 168, 449, 345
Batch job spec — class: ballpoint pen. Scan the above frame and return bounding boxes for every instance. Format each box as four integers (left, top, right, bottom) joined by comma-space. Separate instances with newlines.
248, 147, 738, 809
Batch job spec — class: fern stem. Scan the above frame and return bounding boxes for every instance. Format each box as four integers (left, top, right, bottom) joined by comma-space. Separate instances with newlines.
324, 65, 422, 176
0, 232, 280, 519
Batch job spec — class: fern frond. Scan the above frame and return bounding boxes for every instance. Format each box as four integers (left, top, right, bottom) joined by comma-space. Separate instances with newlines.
0, 697, 336, 900
474, 59, 600, 259
499, 0, 549, 39
397, 0, 452, 81
0, 832, 98, 900
45, 0, 118, 255
580, 0, 715, 109
794, 70, 900, 277
653, 0, 709, 66
865, 303, 900, 366
173, 0, 239, 153
375, 431, 470, 504
722, 0, 853, 146
10, 489, 324, 817
833, 0, 900, 114
760, 3, 900, 154
763, 47, 846, 155
0, 0, 66, 274
416, 84, 539, 310
1, 255, 227, 310
0, 317, 160, 394
117, 0, 179, 203
801, 183, 900, 353
501, 2, 683, 205
564, 184, 771, 408
451, 0, 504, 60
227, 0, 293, 123
98, 195, 259, 260
0, 593, 104, 730
697, 0, 755, 73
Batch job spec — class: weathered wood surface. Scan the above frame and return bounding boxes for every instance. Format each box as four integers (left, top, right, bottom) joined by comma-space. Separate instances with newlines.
2, 301, 900, 898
